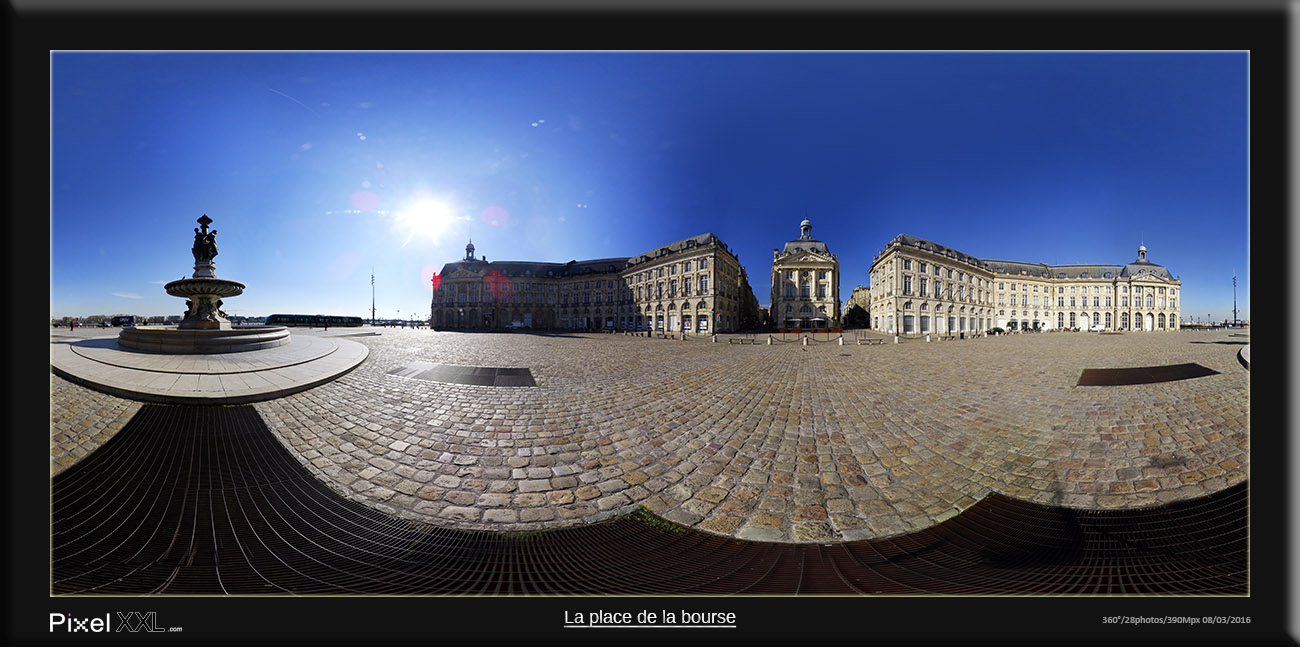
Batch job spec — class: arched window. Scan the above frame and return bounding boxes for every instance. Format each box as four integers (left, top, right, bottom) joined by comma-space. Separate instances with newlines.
801, 282, 810, 298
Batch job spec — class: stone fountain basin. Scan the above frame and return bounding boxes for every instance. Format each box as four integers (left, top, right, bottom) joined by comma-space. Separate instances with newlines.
165, 277, 246, 298
118, 325, 290, 354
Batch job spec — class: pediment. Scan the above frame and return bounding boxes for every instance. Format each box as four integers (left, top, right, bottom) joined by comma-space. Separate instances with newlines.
446, 268, 483, 280
1129, 273, 1176, 285
776, 250, 835, 265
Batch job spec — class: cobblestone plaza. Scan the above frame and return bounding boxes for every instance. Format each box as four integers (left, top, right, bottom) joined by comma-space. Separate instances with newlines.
51, 326, 1249, 545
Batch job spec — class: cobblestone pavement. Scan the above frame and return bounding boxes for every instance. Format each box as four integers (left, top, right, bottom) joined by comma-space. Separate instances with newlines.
50, 327, 1249, 543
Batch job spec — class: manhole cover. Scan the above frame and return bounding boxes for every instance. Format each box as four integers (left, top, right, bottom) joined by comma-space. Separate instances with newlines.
388, 362, 536, 387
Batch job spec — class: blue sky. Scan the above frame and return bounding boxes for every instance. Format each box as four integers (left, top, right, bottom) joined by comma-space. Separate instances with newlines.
51, 51, 1249, 323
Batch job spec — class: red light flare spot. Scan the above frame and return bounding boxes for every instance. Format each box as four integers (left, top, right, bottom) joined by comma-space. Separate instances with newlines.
350, 190, 381, 211
481, 206, 510, 227
423, 265, 442, 291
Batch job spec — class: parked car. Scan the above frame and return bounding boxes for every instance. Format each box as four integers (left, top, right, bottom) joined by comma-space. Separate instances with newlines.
1089, 324, 1106, 332
986, 327, 1004, 335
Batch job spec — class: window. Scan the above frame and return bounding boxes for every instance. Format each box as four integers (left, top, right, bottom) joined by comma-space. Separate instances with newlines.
1105, 297, 1111, 307
1122, 297, 1128, 307
785, 270, 792, 280
801, 282, 811, 298
919, 263, 927, 273
903, 260, 911, 270
818, 270, 826, 280
684, 261, 691, 271
1070, 286, 1076, 293
1021, 295, 1027, 306
1070, 297, 1076, 307
934, 266, 941, 276
817, 285, 826, 298
1058, 287, 1064, 294
1146, 295, 1153, 308
947, 269, 953, 278
1010, 283, 1015, 291
1093, 297, 1099, 307
903, 276, 912, 294
999, 282, 1004, 290
700, 276, 708, 292
700, 259, 708, 269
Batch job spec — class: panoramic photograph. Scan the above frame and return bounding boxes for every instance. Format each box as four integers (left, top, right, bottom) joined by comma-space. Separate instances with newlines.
48, 49, 1251, 623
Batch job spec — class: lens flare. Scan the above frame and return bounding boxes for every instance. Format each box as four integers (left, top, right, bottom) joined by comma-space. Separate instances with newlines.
395, 199, 455, 246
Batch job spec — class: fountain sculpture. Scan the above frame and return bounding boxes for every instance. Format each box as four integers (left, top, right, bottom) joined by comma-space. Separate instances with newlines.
118, 215, 290, 353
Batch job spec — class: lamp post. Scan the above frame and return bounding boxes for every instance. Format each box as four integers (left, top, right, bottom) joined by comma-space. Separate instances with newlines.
1232, 271, 1238, 326
371, 269, 375, 326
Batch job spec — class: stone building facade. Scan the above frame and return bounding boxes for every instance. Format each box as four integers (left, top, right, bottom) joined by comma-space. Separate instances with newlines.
432, 234, 758, 333
867, 234, 1180, 335
843, 285, 871, 327
770, 219, 840, 329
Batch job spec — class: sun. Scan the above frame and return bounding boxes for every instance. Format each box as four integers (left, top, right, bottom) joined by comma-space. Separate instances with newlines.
395, 198, 455, 246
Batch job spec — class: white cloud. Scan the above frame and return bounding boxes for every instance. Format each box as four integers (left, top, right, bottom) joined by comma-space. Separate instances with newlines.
112, 292, 144, 299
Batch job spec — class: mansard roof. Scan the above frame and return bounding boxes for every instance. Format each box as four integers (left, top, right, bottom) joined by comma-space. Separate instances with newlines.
880, 234, 1176, 280
628, 233, 731, 266
885, 234, 985, 268
780, 238, 830, 255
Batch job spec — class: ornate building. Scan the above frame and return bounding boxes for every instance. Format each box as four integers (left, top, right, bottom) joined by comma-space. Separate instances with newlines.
770, 219, 840, 329
867, 235, 1180, 335
431, 234, 759, 333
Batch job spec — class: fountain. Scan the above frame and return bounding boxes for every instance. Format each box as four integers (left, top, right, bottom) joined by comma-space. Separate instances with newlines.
118, 215, 290, 353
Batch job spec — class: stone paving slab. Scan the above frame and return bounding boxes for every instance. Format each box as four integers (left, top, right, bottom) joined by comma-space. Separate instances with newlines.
217, 327, 1248, 543
50, 331, 368, 404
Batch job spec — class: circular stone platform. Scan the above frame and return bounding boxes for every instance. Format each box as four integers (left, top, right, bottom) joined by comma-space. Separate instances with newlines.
50, 333, 368, 404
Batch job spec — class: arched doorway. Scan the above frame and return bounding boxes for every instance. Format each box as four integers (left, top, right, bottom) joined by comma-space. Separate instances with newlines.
1145, 312, 1154, 331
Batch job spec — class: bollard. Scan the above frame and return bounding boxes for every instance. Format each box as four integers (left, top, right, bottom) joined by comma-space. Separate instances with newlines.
894, 335, 899, 344
926, 334, 930, 342
838, 335, 843, 345
768, 336, 773, 345
802, 336, 809, 346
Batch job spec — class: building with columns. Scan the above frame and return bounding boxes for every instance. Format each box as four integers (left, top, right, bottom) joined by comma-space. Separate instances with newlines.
431, 234, 759, 333
770, 218, 840, 329
867, 234, 1181, 335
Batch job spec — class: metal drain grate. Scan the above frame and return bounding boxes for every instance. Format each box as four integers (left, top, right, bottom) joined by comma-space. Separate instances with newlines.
52, 404, 1246, 595
388, 362, 536, 387
1077, 362, 1220, 386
